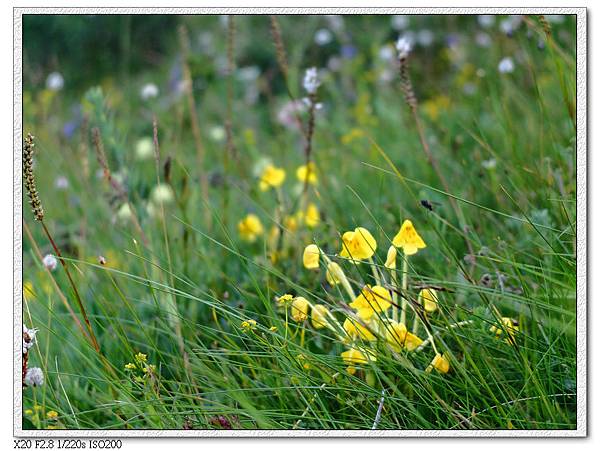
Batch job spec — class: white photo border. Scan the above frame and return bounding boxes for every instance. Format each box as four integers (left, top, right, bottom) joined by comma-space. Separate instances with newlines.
13, 6, 587, 438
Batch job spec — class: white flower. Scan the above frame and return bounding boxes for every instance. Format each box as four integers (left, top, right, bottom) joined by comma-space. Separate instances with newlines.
135, 137, 154, 161
23, 325, 38, 354
314, 28, 333, 46
477, 15, 495, 28
24, 367, 44, 387
378, 45, 395, 61
498, 57, 515, 74
46, 72, 64, 91
303, 67, 321, 95
42, 254, 58, 271
209, 126, 226, 142
150, 183, 174, 205
116, 203, 133, 222
417, 29, 434, 47
396, 36, 413, 59
391, 15, 409, 31
482, 158, 497, 170
140, 83, 159, 100
54, 176, 69, 190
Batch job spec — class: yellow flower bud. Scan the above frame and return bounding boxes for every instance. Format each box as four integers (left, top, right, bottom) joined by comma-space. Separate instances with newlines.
302, 244, 320, 269
325, 261, 343, 285
311, 304, 330, 329
427, 353, 450, 374
291, 297, 309, 322
419, 288, 439, 313
384, 245, 397, 269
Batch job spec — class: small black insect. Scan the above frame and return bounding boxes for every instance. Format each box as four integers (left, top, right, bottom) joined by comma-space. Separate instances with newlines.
420, 199, 436, 211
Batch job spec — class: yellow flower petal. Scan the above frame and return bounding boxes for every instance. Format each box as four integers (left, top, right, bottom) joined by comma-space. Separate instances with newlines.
302, 244, 320, 269
291, 297, 309, 322
404, 332, 424, 351
296, 162, 318, 185
385, 321, 408, 351
349, 285, 392, 320
259, 164, 286, 191
238, 214, 264, 242
392, 220, 426, 256
339, 227, 377, 261
341, 348, 374, 365
343, 318, 376, 341
304, 203, 320, 228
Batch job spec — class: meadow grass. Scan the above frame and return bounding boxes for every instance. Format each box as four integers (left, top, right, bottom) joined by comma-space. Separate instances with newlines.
21, 14, 576, 430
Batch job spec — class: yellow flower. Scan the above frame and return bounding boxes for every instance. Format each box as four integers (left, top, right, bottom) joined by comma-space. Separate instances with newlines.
339, 227, 377, 261
238, 214, 264, 242
134, 352, 147, 363
490, 317, 519, 344
303, 244, 320, 269
349, 285, 392, 321
343, 318, 376, 341
284, 215, 299, 232
392, 220, 426, 256
24, 409, 33, 416
124, 362, 136, 370
341, 348, 372, 365
46, 410, 58, 420
426, 353, 450, 374
304, 203, 320, 228
277, 293, 294, 306
241, 319, 257, 332
384, 246, 397, 269
291, 297, 309, 322
419, 289, 439, 313
385, 321, 408, 351
311, 304, 330, 329
404, 332, 424, 351
268, 326, 278, 332
325, 261, 343, 285
259, 164, 286, 191
296, 162, 318, 185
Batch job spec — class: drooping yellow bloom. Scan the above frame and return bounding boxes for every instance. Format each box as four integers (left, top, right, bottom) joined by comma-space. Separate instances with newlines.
277, 293, 294, 306
343, 318, 376, 341
238, 214, 264, 242
490, 317, 519, 344
304, 203, 320, 228
291, 297, 309, 322
339, 227, 377, 261
46, 411, 58, 420
419, 288, 439, 313
385, 321, 408, 351
341, 348, 374, 365
303, 244, 320, 269
349, 285, 392, 321
241, 319, 257, 332
392, 220, 426, 256
384, 245, 397, 269
296, 162, 318, 185
311, 305, 330, 329
259, 164, 286, 191
325, 261, 343, 285
426, 353, 450, 374
404, 332, 424, 351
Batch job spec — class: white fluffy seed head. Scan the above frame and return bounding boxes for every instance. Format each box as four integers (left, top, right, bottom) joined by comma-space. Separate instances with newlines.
42, 254, 58, 271
25, 367, 44, 387
396, 36, 413, 59
303, 67, 321, 95
140, 83, 159, 100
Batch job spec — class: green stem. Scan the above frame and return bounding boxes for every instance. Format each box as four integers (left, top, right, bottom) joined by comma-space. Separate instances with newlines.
400, 253, 409, 325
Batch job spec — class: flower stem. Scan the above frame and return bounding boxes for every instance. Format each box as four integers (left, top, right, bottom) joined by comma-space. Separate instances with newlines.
391, 271, 399, 323
399, 253, 409, 325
